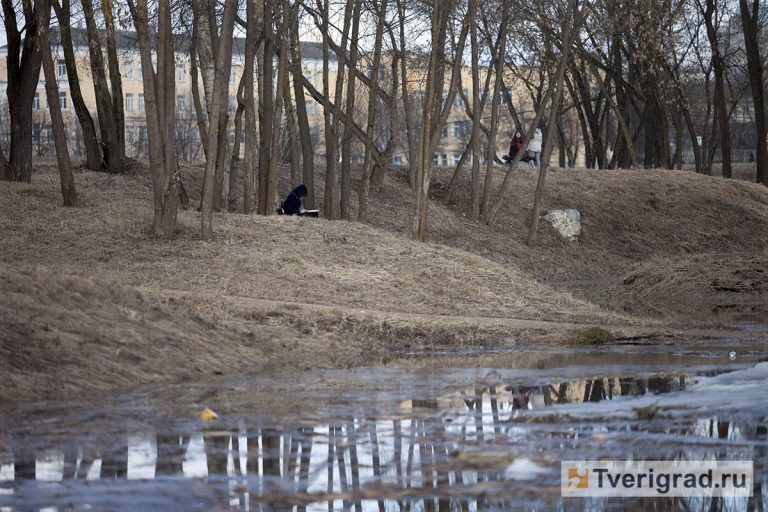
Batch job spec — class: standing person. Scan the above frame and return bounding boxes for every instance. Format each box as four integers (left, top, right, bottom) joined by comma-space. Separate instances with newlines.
528, 128, 543, 167
279, 184, 309, 215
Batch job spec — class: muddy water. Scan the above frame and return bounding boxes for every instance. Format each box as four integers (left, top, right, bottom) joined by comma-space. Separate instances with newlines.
1, 329, 767, 511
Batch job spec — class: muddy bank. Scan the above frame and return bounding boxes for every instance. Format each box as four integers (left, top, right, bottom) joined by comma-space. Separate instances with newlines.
587, 253, 768, 318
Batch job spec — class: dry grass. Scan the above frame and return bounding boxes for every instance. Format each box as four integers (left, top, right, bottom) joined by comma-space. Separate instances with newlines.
0, 162, 633, 402
1, 157, 765, 401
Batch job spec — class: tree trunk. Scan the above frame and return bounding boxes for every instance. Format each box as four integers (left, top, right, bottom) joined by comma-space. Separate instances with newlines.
200, 0, 237, 238
412, 2, 469, 241
101, 0, 125, 161
267, 1, 290, 214
51, 0, 102, 171
469, 0, 482, 221
128, 0, 179, 239
242, 0, 258, 213
358, 0, 388, 222
258, 0, 276, 215
289, 4, 315, 208
480, 0, 510, 218
341, 0, 362, 220
82, 0, 122, 173
740, 0, 767, 186
1, 0, 45, 182
40, 4, 78, 206
285, 83, 301, 187
190, 29, 209, 160
702, 0, 731, 178
395, 0, 418, 191
527, 0, 575, 246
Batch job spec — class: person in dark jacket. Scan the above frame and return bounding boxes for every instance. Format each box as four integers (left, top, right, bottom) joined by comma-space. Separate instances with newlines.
280, 184, 308, 215
503, 131, 524, 163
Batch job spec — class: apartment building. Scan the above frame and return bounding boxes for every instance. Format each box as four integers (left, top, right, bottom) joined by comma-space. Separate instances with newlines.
0, 28, 580, 168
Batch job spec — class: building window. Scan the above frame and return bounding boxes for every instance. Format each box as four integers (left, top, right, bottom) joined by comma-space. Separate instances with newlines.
177, 95, 186, 112
452, 153, 461, 165
32, 126, 40, 144
138, 94, 145, 112
440, 153, 448, 166
176, 64, 185, 82
230, 68, 237, 84
59, 92, 67, 110
125, 93, 134, 112
138, 64, 143, 81
453, 121, 464, 138
440, 124, 447, 139
306, 100, 314, 115
33, 92, 39, 111
228, 95, 237, 112
392, 154, 403, 165
124, 61, 133, 80
127, 126, 136, 144
57, 60, 66, 79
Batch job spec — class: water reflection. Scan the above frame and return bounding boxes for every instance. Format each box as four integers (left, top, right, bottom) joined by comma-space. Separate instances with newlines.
0, 371, 766, 511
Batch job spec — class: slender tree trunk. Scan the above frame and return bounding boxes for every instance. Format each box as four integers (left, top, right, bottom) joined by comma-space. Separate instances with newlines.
702, 0, 731, 178
1, 0, 45, 182
258, 0, 275, 215
358, 0, 388, 222
82, 0, 122, 173
469, 0, 482, 221
395, 0, 418, 191
412, 2, 469, 241
200, 0, 237, 238
289, 4, 315, 207
242, 0, 258, 213
40, 6, 77, 206
267, 1, 290, 214
740, 0, 767, 186
229, 94, 244, 211
128, 0, 179, 238
286, 83, 301, 187
527, 0, 575, 246
51, 0, 102, 171
341, 0, 362, 219
190, 28, 209, 160
101, 0, 125, 160
480, 0, 510, 218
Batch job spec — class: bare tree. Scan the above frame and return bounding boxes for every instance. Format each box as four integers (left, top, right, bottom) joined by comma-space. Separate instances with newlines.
81, 0, 123, 173
200, 0, 237, 238
739, 0, 767, 186
127, 0, 180, 238
40, 0, 78, 206
51, 0, 103, 172
411, 1, 469, 241
358, 0, 388, 222
1, 0, 46, 182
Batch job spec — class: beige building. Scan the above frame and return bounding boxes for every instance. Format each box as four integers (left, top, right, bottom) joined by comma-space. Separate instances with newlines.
0, 28, 583, 168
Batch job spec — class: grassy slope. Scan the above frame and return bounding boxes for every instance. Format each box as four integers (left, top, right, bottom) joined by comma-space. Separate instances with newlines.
1, 160, 766, 401
0, 163, 623, 402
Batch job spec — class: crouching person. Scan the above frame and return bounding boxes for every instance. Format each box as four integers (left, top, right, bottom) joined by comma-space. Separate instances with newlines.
277, 184, 318, 217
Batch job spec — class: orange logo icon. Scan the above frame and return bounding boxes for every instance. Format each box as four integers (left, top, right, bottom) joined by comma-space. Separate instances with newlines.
567, 467, 589, 489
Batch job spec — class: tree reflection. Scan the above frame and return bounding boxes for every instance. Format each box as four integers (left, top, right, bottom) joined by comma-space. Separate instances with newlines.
0, 373, 764, 512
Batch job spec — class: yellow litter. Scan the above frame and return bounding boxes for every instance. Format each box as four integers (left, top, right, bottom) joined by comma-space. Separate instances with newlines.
200, 407, 218, 421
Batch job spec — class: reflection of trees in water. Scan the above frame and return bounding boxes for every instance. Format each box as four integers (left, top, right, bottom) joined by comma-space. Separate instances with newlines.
1, 373, 764, 511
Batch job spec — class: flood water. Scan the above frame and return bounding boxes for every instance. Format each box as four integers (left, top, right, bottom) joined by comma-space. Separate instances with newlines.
1, 325, 767, 511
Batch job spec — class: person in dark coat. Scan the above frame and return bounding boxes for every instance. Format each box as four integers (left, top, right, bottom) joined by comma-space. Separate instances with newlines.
503, 131, 524, 163
280, 184, 308, 215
